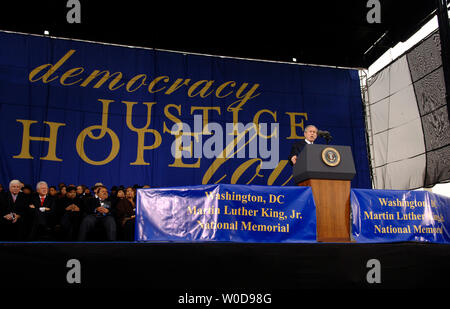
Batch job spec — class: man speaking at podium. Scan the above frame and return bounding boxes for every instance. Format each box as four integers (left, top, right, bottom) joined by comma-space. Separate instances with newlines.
288, 125, 318, 166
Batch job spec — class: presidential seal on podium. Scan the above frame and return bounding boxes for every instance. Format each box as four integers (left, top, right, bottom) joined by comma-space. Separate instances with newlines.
321, 147, 341, 167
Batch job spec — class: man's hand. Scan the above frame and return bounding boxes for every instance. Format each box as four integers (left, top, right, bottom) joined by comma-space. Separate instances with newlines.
95, 206, 110, 214
3, 213, 14, 221
4, 213, 20, 223
12, 214, 20, 223
66, 204, 80, 212
291, 155, 297, 165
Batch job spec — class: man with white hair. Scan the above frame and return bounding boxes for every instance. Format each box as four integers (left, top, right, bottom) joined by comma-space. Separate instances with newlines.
29, 181, 56, 240
0, 179, 27, 240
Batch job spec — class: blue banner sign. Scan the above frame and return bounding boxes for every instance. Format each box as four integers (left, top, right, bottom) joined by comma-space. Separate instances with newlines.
351, 189, 450, 243
0, 30, 370, 189
136, 184, 317, 242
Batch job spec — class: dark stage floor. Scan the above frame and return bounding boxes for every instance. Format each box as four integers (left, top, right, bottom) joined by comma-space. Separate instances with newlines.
1, 242, 449, 291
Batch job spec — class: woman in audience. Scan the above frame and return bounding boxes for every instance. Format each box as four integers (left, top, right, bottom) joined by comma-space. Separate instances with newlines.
115, 187, 136, 241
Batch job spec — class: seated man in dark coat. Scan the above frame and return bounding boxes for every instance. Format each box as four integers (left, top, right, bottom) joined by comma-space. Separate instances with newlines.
29, 181, 56, 241
0, 179, 27, 241
115, 186, 136, 241
288, 124, 318, 166
78, 185, 116, 241
56, 186, 84, 241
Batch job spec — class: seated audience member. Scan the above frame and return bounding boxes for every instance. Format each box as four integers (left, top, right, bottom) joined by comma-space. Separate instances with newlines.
91, 183, 104, 200
0, 180, 27, 241
22, 185, 33, 196
76, 184, 91, 200
109, 186, 120, 209
112, 187, 124, 207
110, 186, 119, 199
116, 186, 136, 241
29, 181, 56, 241
76, 185, 84, 197
48, 186, 58, 198
56, 186, 84, 241
78, 185, 116, 241
116, 188, 125, 200
57, 185, 67, 199
83, 186, 91, 197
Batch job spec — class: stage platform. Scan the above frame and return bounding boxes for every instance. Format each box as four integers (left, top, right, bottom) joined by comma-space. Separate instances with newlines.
1, 242, 449, 290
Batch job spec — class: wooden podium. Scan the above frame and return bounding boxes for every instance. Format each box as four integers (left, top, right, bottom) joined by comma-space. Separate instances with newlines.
293, 144, 356, 242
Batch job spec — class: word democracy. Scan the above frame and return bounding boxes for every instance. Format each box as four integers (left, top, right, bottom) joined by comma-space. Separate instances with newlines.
28, 49, 261, 112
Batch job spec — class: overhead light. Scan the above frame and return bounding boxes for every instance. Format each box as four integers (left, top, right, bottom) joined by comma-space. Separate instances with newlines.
292, 58, 297, 62
44, 30, 50, 35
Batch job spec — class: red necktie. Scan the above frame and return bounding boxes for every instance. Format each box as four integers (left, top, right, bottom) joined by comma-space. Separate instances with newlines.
40, 196, 45, 206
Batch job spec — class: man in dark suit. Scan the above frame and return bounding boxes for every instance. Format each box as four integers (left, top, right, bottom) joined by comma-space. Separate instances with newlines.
28, 181, 56, 240
56, 186, 84, 241
78, 185, 116, 241
288, 125, 318, 166
0, 179, 27, 241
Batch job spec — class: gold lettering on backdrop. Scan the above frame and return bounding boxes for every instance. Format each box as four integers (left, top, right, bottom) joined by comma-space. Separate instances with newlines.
163, 103, 207, 136
190, 106, 221, 135
60, 67, 85, 86
168, 130, 201, 168
28, 49, 262, 105
228, 83, 261, 111
267, 160, 292, 186
76, 99, 120, 165
163, 105, 202, 168
202, 127, 258, 184
80, 70, 124, 90
252, 109, 277, 138
202, 157, 227, 183
227, 83, 261, 132
215, 81, 236, 98
122, 101, 162, 165
126, 74, 147, 92
164, 78, 191, 95
28, 49, 76, 83
162, 104, 182, 134
285, 112, 308, 139
229, 108, 242, 133
230, 158, 263, 184
187, 80, 215, 98
24, 48, 314, 185
148, 76, 169, 93
13, 120, 66, 161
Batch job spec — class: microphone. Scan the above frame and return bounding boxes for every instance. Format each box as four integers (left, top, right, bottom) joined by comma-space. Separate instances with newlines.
318, 130, 332, 144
